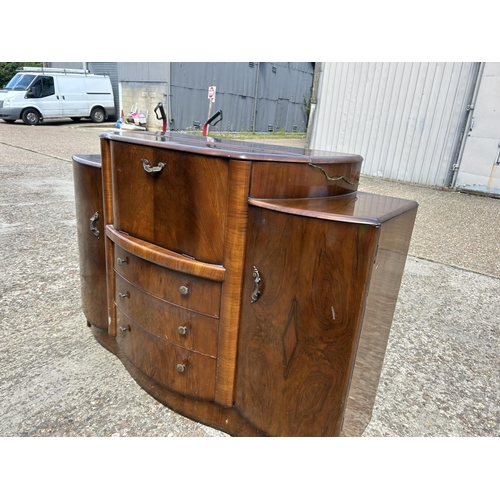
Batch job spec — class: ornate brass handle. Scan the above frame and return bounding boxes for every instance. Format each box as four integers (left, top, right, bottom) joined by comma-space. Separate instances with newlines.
307, 162, 360, 185
141, 158, 166, 173
251, 266, 261, 303
89, 212, 100, 238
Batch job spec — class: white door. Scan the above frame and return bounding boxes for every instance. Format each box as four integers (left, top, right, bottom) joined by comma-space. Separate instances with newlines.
26, 75, 62, 118
456, 63, 500, 196
57, 76, 88, 117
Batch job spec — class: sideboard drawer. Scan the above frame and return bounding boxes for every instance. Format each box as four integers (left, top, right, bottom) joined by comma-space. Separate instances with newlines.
116, 309, 217, 400
114, 245, 222, 317
110, 141, 228, 265
115, 273, 219, 357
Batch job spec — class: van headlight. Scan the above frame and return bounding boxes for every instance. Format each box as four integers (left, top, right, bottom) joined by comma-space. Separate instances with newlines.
3, 99, 11, 108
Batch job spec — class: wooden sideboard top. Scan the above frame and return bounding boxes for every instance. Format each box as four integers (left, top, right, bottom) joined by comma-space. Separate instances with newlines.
100, 130, 363, 164
72, 153, 102, 167
249, 192, 419, 225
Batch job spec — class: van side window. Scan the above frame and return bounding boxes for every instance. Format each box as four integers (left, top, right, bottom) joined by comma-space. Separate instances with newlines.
29, 76, 55, 98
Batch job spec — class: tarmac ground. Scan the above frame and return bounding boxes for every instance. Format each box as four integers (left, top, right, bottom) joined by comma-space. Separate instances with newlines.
0, 119, 499, 439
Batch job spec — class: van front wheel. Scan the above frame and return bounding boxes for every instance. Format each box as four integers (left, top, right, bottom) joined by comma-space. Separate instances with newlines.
22, 108, 41, 125
90, 107, 105, 123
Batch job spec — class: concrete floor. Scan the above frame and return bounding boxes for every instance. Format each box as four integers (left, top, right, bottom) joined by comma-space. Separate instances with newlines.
0, 120, 499, 438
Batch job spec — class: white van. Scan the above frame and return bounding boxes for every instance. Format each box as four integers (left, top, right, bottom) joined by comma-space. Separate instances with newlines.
0, 67, 115, 125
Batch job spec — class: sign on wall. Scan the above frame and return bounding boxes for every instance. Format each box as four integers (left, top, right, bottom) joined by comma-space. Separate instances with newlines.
208, 86, 216, 102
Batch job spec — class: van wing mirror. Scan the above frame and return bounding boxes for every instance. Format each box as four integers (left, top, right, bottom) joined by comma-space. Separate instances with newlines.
26, 87, 41, 98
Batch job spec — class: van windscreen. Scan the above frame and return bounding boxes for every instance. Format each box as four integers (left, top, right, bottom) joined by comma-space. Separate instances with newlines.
5, 74, 36, 90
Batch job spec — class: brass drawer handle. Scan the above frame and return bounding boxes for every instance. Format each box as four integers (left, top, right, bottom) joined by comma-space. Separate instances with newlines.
179, 285, 189, 296
176, 363, 186, 373
117, 257, 128, 266
251, 266, 261, 303
141, 158, 166, 173
89, 211, 100, 238
307, 162, 360, 185
119, 325, 130, 333
118, 292, 130, 301
178, 326, 188, 336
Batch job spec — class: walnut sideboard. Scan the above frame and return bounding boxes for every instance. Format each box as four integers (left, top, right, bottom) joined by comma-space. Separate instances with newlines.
72, 131, 418, 437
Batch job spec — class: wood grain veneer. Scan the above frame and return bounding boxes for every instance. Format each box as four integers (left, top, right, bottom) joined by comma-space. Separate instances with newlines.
72, 155, 107, 330
106, 225, 225, 282
341, 207, 418, 436
110, 141, 228, 265
116, 309, 217, 400
100, 138, 116, 336
216, 160, 252, 406
235, 206, 379, 436
115, 273, 219, 357
91, 325, 267, 436
113, 245, 222, 318
72, 131, 417, 436
249, 160, 361, 198
249, 192, 417, 225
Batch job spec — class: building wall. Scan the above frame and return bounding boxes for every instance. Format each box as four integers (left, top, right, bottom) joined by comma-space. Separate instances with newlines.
44, 62, 314, 133
308, 62, 480, 187
118, 62, 169, 82
455, 62, 500, 197
88, 62, 119, 119
117, 63, 169, 129
169, 62, 313, 132
120, 81, 169, 130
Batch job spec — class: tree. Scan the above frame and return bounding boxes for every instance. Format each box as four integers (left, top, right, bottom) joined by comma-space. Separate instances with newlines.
0, 62, 42, 88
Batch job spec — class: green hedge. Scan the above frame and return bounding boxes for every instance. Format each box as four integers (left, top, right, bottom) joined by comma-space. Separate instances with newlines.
0, 62, 42, 88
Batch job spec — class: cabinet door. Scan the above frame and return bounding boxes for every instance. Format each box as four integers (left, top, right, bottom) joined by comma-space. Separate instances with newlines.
110, 142, 228, 265
73, 155, 107, 330
235, 207, 378, 436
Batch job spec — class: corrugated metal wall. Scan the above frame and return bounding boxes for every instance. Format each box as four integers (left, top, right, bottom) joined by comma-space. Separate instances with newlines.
171, 62, 254, 131
170, 62, 313, 132
309, 62, 480, 187
45, 62, 82, 70
117, 62, 169, 82
45, 62, 313, 133
88, 62, 119, 119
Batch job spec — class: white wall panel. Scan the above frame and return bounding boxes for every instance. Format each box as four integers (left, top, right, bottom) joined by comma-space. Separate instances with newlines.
456, 62, 500, 196
309, 62, 479, 187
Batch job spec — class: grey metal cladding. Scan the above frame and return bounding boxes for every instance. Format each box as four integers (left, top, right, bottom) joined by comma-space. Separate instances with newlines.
88, 62, 119, 118
170, 62, 313, 132
117, 62, 169, 82
43, 61, 314, 132
45, 62, 82, 70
